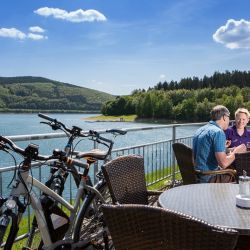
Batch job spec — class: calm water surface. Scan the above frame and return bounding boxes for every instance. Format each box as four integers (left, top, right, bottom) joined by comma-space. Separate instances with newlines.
0, 113, 202, 196
0, 113, 200, 164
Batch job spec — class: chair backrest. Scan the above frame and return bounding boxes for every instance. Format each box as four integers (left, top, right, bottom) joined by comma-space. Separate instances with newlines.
102, 155, 148, 204
234, 152, 250, 182
172, 142, 197, 185
102, 204, 239, 250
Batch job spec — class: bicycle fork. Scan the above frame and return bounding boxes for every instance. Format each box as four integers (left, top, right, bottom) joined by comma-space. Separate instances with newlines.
0, 197, 25, 249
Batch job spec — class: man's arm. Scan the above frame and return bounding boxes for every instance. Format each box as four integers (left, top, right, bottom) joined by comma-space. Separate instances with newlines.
215, 144, 247, 169
215, 152, 235, 169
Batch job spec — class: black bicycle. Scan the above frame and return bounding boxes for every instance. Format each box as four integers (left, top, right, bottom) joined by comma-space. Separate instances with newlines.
0, 121, 126, 250
29, 114, 126, 249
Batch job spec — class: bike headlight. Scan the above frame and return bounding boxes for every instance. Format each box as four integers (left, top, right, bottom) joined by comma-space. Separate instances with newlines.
6, 199, 16, 209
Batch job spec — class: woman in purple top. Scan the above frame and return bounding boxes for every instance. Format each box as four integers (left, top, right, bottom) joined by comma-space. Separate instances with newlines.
225, 108, 250, 148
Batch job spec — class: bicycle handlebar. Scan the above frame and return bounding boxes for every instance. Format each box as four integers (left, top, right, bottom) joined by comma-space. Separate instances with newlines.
106, 129, 127, 135
38, 113, 126, 142
0, 135, 88, 169
0, 136, 57, 161
38, 113, 56, 123
83, 130, 114, 156
38, 113, 82, 135
0, 136, 25, 155
38, 114, 128, 160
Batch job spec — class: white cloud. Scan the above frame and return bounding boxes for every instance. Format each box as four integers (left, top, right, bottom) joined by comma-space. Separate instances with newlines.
29, 26, 45, 33
28, 33, 48, 40
34, 7, 107, 23
213, 19, 250, 49
0, 27, 48, 41
0, 28, 26, 40
160, 74, 166, 79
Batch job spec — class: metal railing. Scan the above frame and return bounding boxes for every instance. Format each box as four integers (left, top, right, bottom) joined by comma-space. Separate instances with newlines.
0, 122, 205, 197
0, 122, 205, 245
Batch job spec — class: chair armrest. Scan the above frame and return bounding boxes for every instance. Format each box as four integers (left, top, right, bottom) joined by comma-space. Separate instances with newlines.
195, 169, 236, 177
147, 190, 163, 196
147, 190, 162, 206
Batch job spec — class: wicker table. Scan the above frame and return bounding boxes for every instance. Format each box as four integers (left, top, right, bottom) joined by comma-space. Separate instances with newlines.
158, 183, 250, 235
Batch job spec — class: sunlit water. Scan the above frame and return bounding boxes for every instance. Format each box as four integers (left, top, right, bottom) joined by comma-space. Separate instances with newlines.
0, 113, 202, 197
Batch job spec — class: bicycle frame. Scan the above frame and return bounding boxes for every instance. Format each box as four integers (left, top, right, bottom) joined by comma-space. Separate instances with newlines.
0, 120, 126, 249
3, 162, 106, 249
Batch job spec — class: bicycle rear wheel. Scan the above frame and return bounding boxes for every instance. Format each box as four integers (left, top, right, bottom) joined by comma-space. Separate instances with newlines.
73, 184, 113, 249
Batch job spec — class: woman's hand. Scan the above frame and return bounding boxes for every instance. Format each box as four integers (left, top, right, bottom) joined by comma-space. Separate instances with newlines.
233, 144, 247, 154
225, 140, 231, 148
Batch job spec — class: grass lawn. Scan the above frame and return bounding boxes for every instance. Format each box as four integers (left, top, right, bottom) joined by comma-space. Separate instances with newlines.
82, 114, 137, 122
146, 166, 182, 190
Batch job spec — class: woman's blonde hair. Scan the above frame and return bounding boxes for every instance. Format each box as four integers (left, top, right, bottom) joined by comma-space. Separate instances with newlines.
235, 108, 250, 119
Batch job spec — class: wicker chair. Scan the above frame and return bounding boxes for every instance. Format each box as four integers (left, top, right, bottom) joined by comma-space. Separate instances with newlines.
102, 204, 239, 250
172, 142, 197, 184
101, 155, 162, 205
172, 142, 236, 184
234, 152, 250, 182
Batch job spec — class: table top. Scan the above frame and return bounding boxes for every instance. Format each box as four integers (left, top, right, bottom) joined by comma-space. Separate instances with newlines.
158, 183, 250, 235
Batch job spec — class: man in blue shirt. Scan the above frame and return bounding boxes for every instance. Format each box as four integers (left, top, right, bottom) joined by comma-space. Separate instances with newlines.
193, 105, 246, 183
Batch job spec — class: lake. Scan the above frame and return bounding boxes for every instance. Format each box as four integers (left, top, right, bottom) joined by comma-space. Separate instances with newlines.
0, 113, 201, 164
0, 113, 201, 196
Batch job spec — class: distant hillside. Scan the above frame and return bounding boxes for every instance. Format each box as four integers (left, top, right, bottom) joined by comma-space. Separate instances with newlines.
0, 76, 114, 112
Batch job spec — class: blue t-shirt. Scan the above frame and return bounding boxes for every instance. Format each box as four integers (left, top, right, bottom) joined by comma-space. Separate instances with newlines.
225, 125, 250, 147
193, 121, 226, 183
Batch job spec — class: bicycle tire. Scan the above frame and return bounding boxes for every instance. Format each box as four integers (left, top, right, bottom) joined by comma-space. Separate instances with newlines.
73, 183, 113, 249
0, 224, 8, 249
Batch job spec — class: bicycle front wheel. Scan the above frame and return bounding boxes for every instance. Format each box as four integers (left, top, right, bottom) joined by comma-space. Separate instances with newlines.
73, 184, 112, 249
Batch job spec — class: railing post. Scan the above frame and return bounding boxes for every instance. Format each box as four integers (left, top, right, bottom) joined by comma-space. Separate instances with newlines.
0, 172, 2, 196
171, 125, 176, 185
93, 140, 98, 184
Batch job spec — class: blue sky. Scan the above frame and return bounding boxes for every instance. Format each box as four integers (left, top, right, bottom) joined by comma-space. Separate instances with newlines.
1, 0, 250, 95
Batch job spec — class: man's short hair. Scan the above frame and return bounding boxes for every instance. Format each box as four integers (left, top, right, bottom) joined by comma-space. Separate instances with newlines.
235, 108, 250, 119
210, 105, 230, 121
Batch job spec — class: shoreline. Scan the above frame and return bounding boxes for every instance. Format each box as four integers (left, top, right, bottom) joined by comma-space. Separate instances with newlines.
83, 115, 189, 124
0, 109, 100, 114
82, 114, 137, 122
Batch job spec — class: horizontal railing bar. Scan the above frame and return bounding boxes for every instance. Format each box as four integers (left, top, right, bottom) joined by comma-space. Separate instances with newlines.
112, 136, 192, 153
7, 132, 66, 142
0, 159, 55, 173
6, 123, 206, 142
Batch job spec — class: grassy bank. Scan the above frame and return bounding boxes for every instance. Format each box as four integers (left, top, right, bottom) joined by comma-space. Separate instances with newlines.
83, 114, 137, 122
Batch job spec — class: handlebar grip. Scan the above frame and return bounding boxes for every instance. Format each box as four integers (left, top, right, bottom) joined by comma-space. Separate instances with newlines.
65, 158, 88, 169
38, 113, 56, 122
0, 136, 25, 155
106, 129, 127, 135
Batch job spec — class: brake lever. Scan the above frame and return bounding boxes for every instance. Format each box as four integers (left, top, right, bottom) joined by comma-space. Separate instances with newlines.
40, 121, 50, 126
51, 123, 61, 130
0, 142, 10, 152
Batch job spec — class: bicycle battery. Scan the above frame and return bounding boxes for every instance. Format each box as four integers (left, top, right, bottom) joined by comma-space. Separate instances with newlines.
40, 195, 70, 242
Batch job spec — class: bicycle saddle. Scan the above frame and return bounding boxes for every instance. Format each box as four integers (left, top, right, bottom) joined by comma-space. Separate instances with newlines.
77, 149, 108, 160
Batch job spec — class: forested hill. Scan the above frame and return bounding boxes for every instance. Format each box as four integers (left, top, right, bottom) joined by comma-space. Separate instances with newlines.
101, 70, 250, 122
0, 76, 114, 112
152, 70, 250, 91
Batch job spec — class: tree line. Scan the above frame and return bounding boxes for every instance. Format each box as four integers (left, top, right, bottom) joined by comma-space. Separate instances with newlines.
152, 70, 250, 91
101, 71, 250, 122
